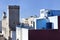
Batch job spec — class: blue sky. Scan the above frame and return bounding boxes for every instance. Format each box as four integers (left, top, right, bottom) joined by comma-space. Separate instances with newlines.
20, 0, 60, 18
0, 0, 60, 20
0, 0, 20, 20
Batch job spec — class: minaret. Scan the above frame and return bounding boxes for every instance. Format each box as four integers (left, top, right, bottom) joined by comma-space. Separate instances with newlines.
2, 12, 9, 40
3, 12, 7, 19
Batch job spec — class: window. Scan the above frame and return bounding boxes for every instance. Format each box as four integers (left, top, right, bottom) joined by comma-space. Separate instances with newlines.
31, 21, 33, 24
13, 22, 15, 24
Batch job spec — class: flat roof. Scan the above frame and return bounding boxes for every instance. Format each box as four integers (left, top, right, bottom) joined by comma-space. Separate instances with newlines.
8, 5, 20, 9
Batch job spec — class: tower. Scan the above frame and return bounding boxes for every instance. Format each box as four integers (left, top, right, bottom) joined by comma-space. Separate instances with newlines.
7, 5, 20, 40
2, 12, 9, 40
8, 5, 20, 31
2, 5, 20, 40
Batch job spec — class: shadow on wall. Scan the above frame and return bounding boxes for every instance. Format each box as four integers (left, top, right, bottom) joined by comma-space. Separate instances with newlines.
8, 36, 12, 40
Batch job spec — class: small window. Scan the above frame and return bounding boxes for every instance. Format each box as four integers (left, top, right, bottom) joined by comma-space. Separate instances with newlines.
13, 22, 15, 24
31, 21, 33, 24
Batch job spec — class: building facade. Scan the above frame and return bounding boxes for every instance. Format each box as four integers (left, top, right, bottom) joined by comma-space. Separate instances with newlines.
16, 25, 28, 40
22, 16, 37, 28
34, 9, 59, 29
8, 5, 20, 40
8, 5, 20, 31
2, 12, 9, 40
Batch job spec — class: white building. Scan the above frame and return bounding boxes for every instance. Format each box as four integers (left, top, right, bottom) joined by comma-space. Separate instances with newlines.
34, 9, 58, 29
16, 25, 28, 40
22, 15, 37, 28
39, 9, 50, 18
48, 16, 58, 29
2, 12, 9, 40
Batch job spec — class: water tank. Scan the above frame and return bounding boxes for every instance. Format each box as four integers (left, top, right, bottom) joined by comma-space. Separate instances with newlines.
46, 22, 52, 29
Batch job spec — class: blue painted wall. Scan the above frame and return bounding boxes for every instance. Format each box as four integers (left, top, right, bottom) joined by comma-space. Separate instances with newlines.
48, 10, 60, 16
36, 19, 47, 29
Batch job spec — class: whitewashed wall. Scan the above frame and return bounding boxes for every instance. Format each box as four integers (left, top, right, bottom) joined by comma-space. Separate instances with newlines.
48, 16, 58, 29
16, 27, 22, 40
22, 28, 28, 40
16, 27, 28, 40
2, 18, 9, 40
